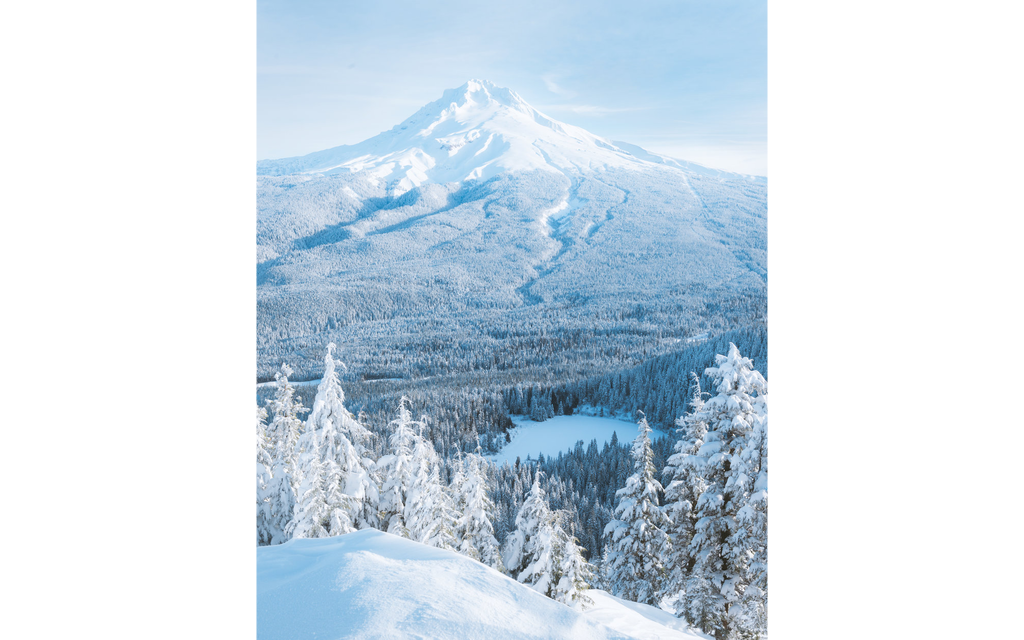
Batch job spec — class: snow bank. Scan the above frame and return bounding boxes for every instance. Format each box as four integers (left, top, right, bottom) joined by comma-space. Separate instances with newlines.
488, 414, 668, 466
258, 529, 635, 640
586, 590, 711, 640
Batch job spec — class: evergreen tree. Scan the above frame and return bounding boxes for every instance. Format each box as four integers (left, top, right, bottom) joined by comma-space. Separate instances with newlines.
263, 458, 297, 545
286, 431, 330, 539
732, 407, 768, 635
405, 429, 457, 549
504, 470, 559, 597
681, 343, 768, 640
591, 546, 610, 591
603, 414, 671, 606
257, 406, 273, 546
375, 397, 421, 537
661, 373, 709, 601
262, 364, 305, 545
551, 512, 594, 610
265, 363, 306, 480
305, 343, 378, 533
455, 452, 502, 571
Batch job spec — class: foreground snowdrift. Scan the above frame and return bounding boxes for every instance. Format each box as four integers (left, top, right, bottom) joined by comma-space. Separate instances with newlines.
258, 529, 702, 640
586, 590, 710, 640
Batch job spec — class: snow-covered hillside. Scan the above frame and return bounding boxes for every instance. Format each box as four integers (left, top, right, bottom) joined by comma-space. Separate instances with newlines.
257, 529, 708, 640
256, 79, 766, 385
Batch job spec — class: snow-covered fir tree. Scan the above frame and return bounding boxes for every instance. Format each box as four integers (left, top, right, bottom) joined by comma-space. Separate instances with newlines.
504, 470, 559, 597
261, 364, 306, 545
731, 405, 768, 635
257, 406, 273, 546
265, 364, 306, 479
679, 343, 768, 640
661, 373, 709, 601
592, 546, 611, 591
375, 397, 422, 537
305, 343, 379, 533
286, 431, 330, 539
603, 413, 671, 606
262, 459, 298, 545
551, 512, 594, 610
404, 428, 458, 549
454, 450, 502, 571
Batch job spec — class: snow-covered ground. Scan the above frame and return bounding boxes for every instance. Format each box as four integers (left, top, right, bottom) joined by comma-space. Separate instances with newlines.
586, 591, 710, 640
257, 529, 705, 640
255, 377, 322, 389
488, 414, 668, 467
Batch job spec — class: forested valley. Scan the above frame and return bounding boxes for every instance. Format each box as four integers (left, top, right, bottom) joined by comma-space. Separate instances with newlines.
257, 333, 768, 639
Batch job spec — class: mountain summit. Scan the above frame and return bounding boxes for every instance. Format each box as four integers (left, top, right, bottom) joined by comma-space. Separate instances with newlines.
257, 79, 752, 193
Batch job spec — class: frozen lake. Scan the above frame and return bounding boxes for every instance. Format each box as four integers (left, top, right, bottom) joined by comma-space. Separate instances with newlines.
487, 414, 668, 467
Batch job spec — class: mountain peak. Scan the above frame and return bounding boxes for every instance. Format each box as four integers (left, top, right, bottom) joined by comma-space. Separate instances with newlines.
443, 79, 530, 111
406, 79, 544, 130
257, 81, 759, 189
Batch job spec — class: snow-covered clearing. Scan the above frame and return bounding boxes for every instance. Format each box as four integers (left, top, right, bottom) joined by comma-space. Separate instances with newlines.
257, 529, 702, 640
488, 414, 668, 467
256, 377, 321, 389
256, 377, 408, 389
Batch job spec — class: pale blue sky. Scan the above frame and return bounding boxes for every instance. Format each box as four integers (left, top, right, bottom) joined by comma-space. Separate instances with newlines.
258, 0, 766, 175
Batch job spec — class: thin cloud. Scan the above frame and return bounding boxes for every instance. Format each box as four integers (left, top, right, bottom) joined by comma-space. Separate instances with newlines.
258, 64, 322, 75
541, 74, 576, 98
538, 104, 647, 116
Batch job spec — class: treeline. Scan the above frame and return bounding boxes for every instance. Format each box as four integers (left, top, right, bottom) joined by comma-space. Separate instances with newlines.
504, 322, 767, 430
256, 323, 765, 458
256, 291, 765, 383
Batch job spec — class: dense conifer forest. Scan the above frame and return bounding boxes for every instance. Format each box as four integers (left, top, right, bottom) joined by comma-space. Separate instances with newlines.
257, 335, 768, 639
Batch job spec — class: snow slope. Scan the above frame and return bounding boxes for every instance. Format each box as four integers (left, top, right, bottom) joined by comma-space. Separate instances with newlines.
489, 415, 668, 467
587, 591, 711, 640
257, 529, 702, 640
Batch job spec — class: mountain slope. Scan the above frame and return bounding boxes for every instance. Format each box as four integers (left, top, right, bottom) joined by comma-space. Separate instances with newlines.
257, 529, 707, 640
257, 79, 762, 193
256, 80, 766, 383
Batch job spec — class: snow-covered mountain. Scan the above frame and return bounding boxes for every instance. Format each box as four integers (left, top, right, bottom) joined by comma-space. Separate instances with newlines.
256, 80, 766, 382
257, 529, 709, 640
258, 79, 759, 193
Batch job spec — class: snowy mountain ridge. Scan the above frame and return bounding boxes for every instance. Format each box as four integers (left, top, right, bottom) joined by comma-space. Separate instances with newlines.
257, 79, 762, 194
257, 529, 709, 640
